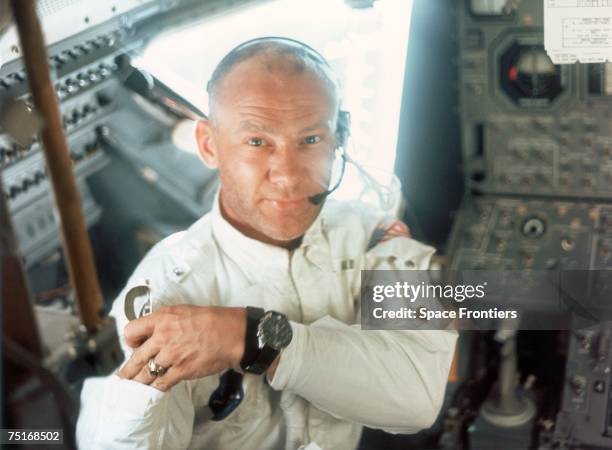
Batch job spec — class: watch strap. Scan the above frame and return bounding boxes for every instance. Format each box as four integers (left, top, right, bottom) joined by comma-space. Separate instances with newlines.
244, 345, 279, 375
240, 306, 265, 371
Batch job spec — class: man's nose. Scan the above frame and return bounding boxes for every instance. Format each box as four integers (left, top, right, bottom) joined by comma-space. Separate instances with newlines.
267, 143, 303, 188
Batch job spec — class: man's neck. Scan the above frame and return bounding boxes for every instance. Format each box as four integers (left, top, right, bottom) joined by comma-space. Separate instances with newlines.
218, 198, 303, 250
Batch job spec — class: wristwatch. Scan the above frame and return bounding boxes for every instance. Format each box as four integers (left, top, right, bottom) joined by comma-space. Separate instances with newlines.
240, 307, 293, 374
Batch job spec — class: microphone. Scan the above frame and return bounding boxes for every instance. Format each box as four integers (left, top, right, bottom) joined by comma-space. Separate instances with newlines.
308, 191, 328, 205
308, 153, 347, 205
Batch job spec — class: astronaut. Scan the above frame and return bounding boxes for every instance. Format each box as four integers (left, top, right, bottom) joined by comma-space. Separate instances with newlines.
76, 37, 457, 449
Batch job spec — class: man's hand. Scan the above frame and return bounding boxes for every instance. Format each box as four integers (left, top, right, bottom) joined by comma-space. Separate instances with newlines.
117, 305, 246, 392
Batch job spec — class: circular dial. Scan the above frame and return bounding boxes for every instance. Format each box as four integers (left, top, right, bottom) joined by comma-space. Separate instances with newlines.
521, 216, 546, 239
500, 43, 563, 105
258, 312, 293, 350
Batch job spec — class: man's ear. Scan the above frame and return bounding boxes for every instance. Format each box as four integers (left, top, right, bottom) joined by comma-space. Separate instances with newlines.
195, 119, 219, 169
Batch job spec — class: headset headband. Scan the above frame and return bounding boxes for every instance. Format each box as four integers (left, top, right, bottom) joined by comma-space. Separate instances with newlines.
221, 36, 331, 68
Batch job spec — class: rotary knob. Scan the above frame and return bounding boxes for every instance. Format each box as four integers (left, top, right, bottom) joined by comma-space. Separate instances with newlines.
569, 375, 586, 395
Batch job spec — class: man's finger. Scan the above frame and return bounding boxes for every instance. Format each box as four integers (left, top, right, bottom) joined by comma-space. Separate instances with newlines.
132, 359, 159, 385
151, 348, 174, 370
137, 349, 175, 386
123, 314, 156, 348
117, 338, 160, 380
151, 369, 181, 392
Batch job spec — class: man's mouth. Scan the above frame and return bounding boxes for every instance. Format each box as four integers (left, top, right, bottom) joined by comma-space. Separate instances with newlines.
264, 197, 307, 210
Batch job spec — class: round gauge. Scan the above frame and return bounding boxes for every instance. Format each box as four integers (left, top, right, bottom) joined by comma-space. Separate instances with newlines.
521, 216, 546, 239
500, 43, 564, 105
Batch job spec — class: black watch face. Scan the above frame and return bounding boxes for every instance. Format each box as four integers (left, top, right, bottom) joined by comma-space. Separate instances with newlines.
259, 312, 293, 350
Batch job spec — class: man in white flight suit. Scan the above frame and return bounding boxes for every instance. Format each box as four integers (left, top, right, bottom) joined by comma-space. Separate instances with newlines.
76, 37, 458, 449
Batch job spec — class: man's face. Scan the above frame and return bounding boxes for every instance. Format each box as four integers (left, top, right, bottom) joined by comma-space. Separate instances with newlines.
197, 57, 338, 247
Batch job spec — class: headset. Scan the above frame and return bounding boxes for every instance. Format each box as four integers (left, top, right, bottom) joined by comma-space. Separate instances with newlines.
207, 36, 350, 205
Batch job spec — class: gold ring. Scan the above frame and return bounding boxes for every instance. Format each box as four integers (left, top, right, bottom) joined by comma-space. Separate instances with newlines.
147, 358, 168, 377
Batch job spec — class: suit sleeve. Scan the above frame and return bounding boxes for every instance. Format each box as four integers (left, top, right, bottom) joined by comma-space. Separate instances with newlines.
268, 236, 458, 434
76, 245, 195, 449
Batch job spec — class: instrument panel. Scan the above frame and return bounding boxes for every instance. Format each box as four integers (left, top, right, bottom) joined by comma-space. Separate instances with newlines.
458, 0, 612, 199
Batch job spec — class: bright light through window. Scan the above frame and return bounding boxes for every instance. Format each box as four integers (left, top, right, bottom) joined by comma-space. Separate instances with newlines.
135, 0, 413, 211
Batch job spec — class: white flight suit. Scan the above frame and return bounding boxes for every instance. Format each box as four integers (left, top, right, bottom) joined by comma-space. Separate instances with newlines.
76, 197, 458, 449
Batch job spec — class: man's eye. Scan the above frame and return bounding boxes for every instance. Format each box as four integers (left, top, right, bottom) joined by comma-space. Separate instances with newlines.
247, 137, 264, 147
304, 135, 321, 145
